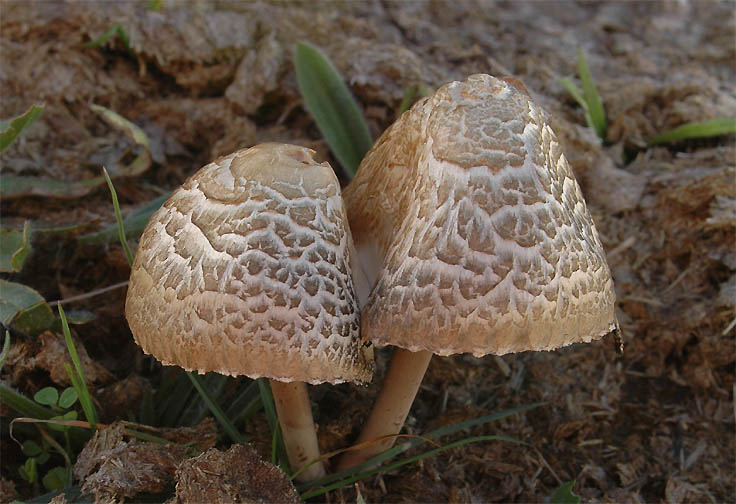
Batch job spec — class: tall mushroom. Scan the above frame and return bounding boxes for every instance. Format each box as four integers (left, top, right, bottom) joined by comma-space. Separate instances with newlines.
125, 143, 374, 482
337, 74, 620, 469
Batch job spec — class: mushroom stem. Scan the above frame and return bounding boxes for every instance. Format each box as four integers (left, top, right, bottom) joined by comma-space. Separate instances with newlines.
336, 348, 433, 470
269, 380, 326, 482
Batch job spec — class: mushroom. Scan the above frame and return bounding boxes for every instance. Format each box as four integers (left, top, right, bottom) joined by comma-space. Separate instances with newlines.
337, 74, 620, 469
125, 143, 374, 482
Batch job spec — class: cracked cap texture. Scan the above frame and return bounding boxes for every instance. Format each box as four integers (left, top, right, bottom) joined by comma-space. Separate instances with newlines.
125, 143, 373, 384
344, 74, 619, 357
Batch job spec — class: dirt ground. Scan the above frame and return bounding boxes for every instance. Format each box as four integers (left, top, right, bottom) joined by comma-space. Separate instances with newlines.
1, 1, 734, 503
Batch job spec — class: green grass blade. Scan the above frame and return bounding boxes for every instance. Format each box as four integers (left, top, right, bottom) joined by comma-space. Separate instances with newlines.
397, 84, 430, 116
559, 77, 587, 111
138, 387, 156, 426
577, 47, 606, 140
422, 402, 544, 440
103, 167, 135, 267
84, 23, 132, 56
186, 372, 244, 444
123, 427, 182, 446
190, 373, 228, 425
301, 435, 524, 499
294, 42, 373, 178
297, 402, 544, 493
648, 117, 736, 145
398, 86, 418, 116
158, 369, 197, 426
271, 422, 281, 466
79, 193, 168, 245
0, 330, 10, 370
58, 305, 98, 428
231, 395, 263, 426
84, 24, 121, 48
0, 383, 55, 419
0, 104, 45, 152
224, 380, 262, 423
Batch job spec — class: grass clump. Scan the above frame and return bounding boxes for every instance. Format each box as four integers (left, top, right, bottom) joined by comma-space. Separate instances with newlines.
559, 48, 607, 141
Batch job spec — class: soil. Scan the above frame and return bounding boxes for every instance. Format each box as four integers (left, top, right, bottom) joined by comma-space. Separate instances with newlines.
1, 1, 734, 503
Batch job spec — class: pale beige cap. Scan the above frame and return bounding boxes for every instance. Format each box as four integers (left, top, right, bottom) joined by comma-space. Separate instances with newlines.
344, 74, 619, 357
125, 143, 374, 384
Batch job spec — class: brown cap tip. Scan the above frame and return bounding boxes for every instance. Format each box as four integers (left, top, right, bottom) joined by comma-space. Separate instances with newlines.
125, 143, 374, 384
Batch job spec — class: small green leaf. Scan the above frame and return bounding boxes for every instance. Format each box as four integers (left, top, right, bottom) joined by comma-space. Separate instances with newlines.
648, 117, 736, 145
59, 387, 79, 409
20, 457, 37, 483
42, 467, 68, 491
34, 387, 59, 407
0, 280, 55, 335
37, 451, 50, 465
49, 410, 79, 431
0, 221, 32, 272
550, 481, 580, 504
22, 440, 43, 457
294, 42, 373, 178
577, 48, 606, 140
0, 104, 44, 152
12, 302, 56, 335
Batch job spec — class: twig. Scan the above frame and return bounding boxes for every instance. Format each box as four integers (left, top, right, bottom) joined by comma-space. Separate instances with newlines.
607, 236, 636, 259
534, 447, 562, 485
48, 281, 129, 307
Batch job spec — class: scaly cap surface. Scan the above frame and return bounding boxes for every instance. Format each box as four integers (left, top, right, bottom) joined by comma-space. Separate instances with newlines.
344, 74, 619, 356
126, 143, 373, 384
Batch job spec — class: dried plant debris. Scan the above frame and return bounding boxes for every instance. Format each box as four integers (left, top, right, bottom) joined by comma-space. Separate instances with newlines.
48, 493, 68, 504
96, 374, 150, 422
173, 444, 300, 504
5, 331, 113, 388
0, 477, 17, 503
74, 422, 205, 502
157, 417, 218, 453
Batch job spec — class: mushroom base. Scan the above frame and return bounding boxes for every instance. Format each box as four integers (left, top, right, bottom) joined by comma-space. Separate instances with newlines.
270, 379, 326, 482
336, 348, 433, 470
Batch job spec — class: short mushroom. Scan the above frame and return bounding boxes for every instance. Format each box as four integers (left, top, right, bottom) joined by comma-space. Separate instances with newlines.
125, 143, 374, 482
337, 74, 620, 469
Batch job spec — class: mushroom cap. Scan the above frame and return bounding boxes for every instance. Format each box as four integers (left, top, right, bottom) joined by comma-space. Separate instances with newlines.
125, 143, 373, 384
344, 74, 619, 357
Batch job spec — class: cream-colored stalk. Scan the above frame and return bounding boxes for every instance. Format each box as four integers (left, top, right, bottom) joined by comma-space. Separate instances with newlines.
270, 380, 326, 481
